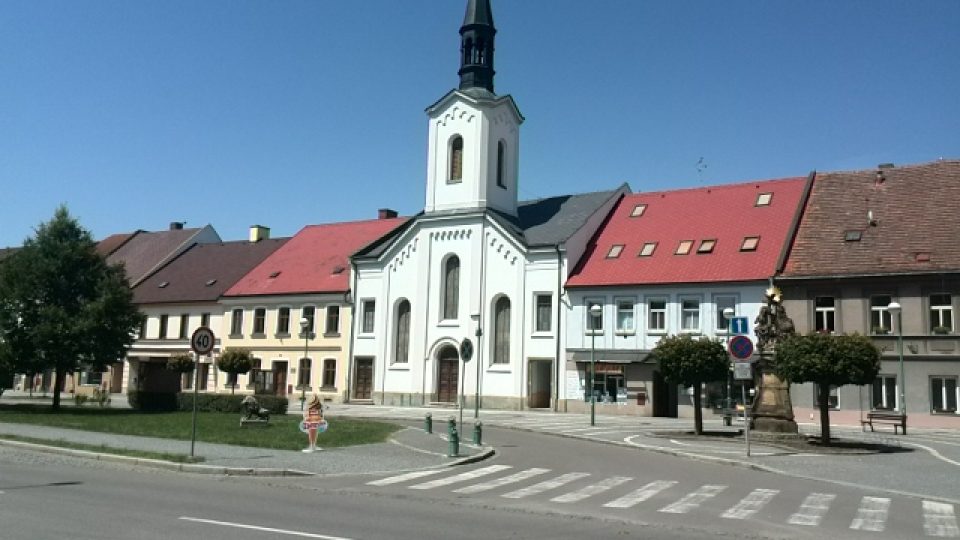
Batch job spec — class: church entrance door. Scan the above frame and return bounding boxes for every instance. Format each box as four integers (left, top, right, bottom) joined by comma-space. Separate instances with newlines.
436, 346, 459, 403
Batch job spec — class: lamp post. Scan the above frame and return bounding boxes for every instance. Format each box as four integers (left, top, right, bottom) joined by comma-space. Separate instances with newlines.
589, 303, 603, 427
887, 302, 905, 415
722, 307, 736, 426
471, 312, 482, 419
299, 317, 313, 411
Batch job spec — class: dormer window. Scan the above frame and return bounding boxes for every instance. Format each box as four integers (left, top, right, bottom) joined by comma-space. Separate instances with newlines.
449, 136, 464, 183
158, 281, 169, 288
630, 204, 647, 217
844, 230, 863, 242
756, 193, 773, 206
269, 271, 281, 279
740, 236, 760, 251
697, 239, 716, 254
606, 245, 624, 259
205, 279, 217, 287
638, 242, 657, 257
675, 240, 693, 255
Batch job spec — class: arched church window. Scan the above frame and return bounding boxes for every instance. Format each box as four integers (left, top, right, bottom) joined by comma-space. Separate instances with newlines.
394, 300, 411, 364
449, 136, 463, 183
442, 255, 460, 320
476, 39, 485, 64
463, 39, 473, 65
496, 140, 506, 188
493, 296, 511, 364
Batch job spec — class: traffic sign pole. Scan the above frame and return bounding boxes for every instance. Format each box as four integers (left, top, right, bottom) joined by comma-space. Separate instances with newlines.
189, 327, 215, 459
191, 352, 200, 458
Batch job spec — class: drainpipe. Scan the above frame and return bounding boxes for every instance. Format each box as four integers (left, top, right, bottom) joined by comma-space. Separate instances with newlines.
554, 244, 563, 412
344, 260, 358, 404
422, 235, 435, 405
381, 261, 392, 405
474, 220, 487, 417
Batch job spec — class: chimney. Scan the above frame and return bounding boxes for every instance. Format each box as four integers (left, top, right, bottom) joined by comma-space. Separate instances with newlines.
249, 225, 270, 242
169, 222, 184, 230
378, 208, 398, 220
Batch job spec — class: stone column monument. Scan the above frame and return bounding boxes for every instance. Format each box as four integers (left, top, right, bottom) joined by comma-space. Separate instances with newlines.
751, 286, 799, 434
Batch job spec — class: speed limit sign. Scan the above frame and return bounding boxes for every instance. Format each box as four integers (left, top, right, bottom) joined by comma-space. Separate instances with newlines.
190, 327, 215, 355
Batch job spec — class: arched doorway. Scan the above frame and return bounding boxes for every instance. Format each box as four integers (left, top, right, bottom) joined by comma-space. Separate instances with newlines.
436, 345, 459, 403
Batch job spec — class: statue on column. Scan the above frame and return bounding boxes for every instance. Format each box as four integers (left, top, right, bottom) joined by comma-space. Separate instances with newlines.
751, 285, 799, 434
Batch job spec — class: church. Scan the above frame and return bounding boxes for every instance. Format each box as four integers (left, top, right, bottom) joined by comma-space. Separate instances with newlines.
349, 0, 626, 410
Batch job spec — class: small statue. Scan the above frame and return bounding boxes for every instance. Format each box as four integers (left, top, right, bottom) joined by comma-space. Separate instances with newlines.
241, 395, 270, 422
754, 285, 796, 353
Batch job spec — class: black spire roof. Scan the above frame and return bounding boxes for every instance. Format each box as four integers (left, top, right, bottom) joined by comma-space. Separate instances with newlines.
458, 0, 497, 94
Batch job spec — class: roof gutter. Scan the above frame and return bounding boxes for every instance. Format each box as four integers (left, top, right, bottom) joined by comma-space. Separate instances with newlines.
554, 244, 563, 412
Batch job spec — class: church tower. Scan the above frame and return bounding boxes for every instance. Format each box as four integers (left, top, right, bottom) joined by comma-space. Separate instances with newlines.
424, 0, 524, 217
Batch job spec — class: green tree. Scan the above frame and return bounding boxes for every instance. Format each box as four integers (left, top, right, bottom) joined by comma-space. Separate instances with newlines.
775, 332, 881, 445
0, 207, 143, 410
167, 353, 196, 377
216, 348, 253, 394
653, 335, 729, 434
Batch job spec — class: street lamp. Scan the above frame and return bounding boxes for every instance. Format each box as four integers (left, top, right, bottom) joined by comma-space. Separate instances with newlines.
589, 303, 603, 427
299, 317, 314, 411
887, 302, 906, 415
722, 307, 736, 426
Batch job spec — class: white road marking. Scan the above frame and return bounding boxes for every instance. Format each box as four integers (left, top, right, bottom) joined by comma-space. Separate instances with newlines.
721, 489, 779, 519
501, 472, 590, 499
453, 468, 551, 494
366, 469, 445, 486
788, 493, 836, 526
603, 480, 677, 508
179, 517, 353, 540
409, 465, 512, 490
923, 501, 960, 537
659, 485, 726, 514
904, 442, 960, 468
849, 496, 890, 532
550, 476, 632, 503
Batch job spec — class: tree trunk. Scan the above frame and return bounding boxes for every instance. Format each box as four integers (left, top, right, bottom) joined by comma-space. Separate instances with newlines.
52, 367, 65, 411
693, 382, 703, 435
817, 382, 831, 445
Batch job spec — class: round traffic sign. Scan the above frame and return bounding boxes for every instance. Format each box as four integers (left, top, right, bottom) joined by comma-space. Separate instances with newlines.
191, 326, 215, 355
459, 338, 474, 362
728, 335, 754, 360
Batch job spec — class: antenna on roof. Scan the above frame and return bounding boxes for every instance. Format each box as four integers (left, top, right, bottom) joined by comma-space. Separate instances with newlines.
696, 157, 707, 183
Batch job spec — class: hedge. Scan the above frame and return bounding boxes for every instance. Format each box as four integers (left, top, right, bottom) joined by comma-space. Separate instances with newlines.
176, 393, 289, 415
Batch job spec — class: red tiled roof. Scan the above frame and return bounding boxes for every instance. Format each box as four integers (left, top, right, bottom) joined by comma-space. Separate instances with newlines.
782, 160, 960, 278
567, 177, 809, 287
225, 217, 408, 297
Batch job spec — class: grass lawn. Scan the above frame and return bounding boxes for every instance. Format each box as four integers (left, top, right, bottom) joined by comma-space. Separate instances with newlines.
0, 433, 201, 463
0, 404, 400, 451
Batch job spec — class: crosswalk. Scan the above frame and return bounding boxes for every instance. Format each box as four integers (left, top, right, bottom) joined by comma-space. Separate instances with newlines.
367, 465, 960, 537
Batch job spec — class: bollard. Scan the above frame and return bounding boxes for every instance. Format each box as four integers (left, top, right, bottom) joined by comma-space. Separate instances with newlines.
424, 412, 433, 434
447, 417, 459, 457
473, 421, 482, 446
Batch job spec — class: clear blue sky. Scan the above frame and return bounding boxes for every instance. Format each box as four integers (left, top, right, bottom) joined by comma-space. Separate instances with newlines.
2, 1, 958, 247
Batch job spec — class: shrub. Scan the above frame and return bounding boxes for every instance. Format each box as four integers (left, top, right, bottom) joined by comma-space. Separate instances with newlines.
127, 390, 178, 412
167, 353, 195, 373
176, 393, 288, 415
74, 394, 88, 406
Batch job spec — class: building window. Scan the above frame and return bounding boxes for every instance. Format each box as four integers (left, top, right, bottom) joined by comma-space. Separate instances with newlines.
301, 306, 315, 335
681, 298, 700, 332
139, 318, 148, 339
253, 308, 266, 335
535, 294, 552, 333
756, 192, 773, 206
815, 385, 839, 409
616, 298, 635, 334
930, 293, 953, 333
158, 315, 169, 340
870, 295, 894, 334
930, 376, 958, 413
277, 307, 290, 335
496, 140, 506, 188
740, 236, 760, 252
845, 230, 862, 242
714, 296, 736, 333
362, 300, 376, 334
585, 300, 603, 333
675, 240, 693, 255
449, 135, 463, 183
697, 239, 716, 254
493, 296, 511, 364
200, 312, 210, 328
630, 204, 647, 217
325, 305, 340, 335
322, 359, 337, 389
872, 375, 897, 411
648, 299, 667, 332
298, 357, 312, 389
230, 309, 243, 336
179, 314, 189, 339
247, 358, 262, 390
638, 242, 657, 257
442, 256, 460, 320
79, 369, 103, 386
606, 245, 624, 259
814, 296, 836, 333
394, 300, 411, 363
226, 372, 239, 389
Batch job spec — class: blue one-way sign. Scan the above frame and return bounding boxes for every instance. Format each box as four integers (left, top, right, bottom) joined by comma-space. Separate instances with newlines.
730, 316, 750, 335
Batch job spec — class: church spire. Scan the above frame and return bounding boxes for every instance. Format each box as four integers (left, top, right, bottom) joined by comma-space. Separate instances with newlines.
458, 0, 496, 94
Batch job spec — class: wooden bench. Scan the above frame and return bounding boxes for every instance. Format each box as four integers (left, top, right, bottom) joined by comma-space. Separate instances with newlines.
861, 411, 907, 434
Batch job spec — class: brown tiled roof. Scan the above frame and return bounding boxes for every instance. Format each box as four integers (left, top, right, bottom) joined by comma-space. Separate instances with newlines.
96, 232, 138, 257
781, 160, 960, 278
106, 228, 203, 285
134, 238, 289, 305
